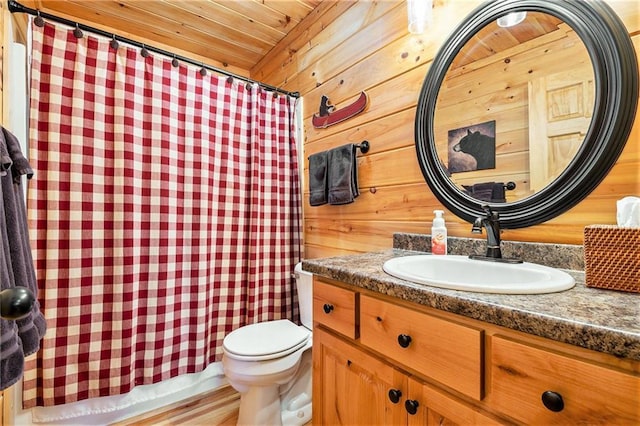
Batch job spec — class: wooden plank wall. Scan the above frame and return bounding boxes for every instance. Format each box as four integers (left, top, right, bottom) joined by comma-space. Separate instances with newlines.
252, 0, 640, 259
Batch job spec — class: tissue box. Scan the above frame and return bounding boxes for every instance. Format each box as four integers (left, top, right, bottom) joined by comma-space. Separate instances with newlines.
584, 225, 640, 293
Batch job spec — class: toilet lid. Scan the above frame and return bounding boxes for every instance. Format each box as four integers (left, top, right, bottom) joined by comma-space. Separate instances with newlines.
223, 319, 310, 359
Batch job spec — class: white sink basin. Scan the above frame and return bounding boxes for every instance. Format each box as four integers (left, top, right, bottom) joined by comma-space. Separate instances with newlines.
383, 255, 575, 294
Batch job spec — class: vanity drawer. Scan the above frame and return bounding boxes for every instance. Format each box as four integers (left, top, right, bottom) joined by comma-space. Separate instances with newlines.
490, 336, 640, 425
359, 295, 483, 400
313, 279, 358, 339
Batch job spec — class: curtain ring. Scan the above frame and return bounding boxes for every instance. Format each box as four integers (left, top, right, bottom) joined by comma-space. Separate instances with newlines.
73, 23, 83, 39
34, 10, 45, 27
110, 35, 119, 50
245, 82, 252, 91
199, 64, 207, 76
171, 55, 179, 67
140, 44, 150, 58
226, 76, 234, 85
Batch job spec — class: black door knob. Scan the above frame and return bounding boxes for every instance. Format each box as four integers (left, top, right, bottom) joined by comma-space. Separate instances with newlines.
405, 399, 419, 415
323, 303, 334, 314
541, 391, 564, 412
388, 389, 402, 404
397, 334, 412, 348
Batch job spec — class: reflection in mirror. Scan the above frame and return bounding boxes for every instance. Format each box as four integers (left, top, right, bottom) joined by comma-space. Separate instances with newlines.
433, 12, 595, 203
415, 0, 638, 228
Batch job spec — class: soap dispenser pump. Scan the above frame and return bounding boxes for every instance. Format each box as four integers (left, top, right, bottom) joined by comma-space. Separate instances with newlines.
431, 210, 447, 255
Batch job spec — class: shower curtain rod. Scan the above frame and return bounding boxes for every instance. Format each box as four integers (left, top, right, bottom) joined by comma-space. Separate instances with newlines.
7, 0, 300, 98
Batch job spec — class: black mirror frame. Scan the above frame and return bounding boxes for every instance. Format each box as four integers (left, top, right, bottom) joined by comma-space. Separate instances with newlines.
415, 0, 638, 228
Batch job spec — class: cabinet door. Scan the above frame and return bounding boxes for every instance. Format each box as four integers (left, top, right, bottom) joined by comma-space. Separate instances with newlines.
313, 327, 406, 425
405, 378, 504, 426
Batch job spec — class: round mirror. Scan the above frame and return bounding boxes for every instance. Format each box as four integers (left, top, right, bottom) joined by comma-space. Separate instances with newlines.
415, 0, 638, 228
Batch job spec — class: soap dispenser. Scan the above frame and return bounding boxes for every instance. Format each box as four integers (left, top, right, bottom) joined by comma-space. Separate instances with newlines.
431, 210, 447, 255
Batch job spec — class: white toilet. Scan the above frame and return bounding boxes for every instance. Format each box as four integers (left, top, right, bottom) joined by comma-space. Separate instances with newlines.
222, 263, 313, 425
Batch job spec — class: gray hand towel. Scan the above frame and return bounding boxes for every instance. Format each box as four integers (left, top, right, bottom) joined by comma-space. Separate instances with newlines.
1, 181, 26, 390
328, 144, 359, 205
0, 135, 12, 177
0, 135, 25, 391
462, 182, 506, 203
0, 127, 46, 357
4, 127, 33, 182
0, 315, 25, 390
308, 151, 328, 206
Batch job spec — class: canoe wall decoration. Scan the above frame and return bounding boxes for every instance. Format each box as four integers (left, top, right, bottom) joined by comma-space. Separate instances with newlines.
312, 92, 368, 129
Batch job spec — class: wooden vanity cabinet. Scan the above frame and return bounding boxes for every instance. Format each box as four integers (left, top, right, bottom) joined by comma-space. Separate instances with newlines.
488, 336, 640, 424
359, 295, 483, 400
313, 327, 406, 425
313, 279, 358, 339
313, 327, 501, 426
406, 378, 503, 426
312, 277, 640, 425
312, 278, 502, 425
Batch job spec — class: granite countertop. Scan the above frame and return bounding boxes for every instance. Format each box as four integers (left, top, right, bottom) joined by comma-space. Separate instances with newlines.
302, 243, 640, 361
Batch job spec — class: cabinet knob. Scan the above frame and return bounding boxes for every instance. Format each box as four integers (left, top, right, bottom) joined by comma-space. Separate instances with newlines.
541, 391, 564, 412
323, 303, 334, 314
388, 389, 402, 404
397, 334, 412, 348
404, 399, 419, 415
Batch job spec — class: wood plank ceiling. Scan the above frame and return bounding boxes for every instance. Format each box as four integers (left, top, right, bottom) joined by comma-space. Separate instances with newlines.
15, 0, 322, 73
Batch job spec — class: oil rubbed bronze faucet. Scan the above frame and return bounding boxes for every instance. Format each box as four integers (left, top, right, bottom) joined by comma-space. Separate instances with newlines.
470, 206, 523, 263
471, 205, 502, 258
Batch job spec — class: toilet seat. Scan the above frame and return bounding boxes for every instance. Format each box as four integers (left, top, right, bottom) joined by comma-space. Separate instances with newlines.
223, 319, 311, 361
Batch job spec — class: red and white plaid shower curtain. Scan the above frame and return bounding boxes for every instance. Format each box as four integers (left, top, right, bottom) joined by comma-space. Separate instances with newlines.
23, 21, 301, 408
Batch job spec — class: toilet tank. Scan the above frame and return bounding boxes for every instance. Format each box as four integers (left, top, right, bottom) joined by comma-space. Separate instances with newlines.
294, 263, 313, 329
